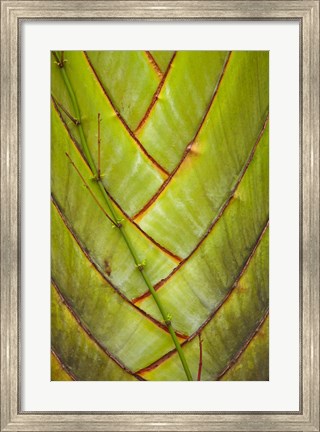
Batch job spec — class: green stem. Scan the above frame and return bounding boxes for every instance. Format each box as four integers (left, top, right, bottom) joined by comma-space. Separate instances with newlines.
53, 52, 193, 381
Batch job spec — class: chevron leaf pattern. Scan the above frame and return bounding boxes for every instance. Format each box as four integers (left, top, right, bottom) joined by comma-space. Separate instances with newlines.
51, 50, 269, 381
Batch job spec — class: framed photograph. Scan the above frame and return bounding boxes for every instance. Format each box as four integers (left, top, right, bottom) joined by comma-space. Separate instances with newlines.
1, 1, 319, 431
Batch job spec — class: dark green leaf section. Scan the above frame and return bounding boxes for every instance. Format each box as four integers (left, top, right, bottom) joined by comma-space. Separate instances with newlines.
138, 52, 269, 258
85, 51, 161, 130
149, 51, 175, 72
51, 284, 137, 381
51, 201, 182, 372
136, 51, 229, 172
200, 231, 269, 382
220, 316, 269, 381
139, 124, 269, 336
51, 103, 178, 300
51, 51, 166, 217
142, 227, 268, 380
51, 351, 74, 381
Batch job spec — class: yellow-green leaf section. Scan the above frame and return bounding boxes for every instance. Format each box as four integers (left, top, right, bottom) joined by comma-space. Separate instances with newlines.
51, 351, 73, 381
51, 202, 184, 372
51, 51, 166, 217
85, 51, 161, 130
141, 228, 268, 380
51, 284, 138, 380
137, 124, 268, 336
51, 50, 269, 381
149, 51, 175, 73
136, 51, 229, 172
51, 103, 179, 300
137, 52, 269, 258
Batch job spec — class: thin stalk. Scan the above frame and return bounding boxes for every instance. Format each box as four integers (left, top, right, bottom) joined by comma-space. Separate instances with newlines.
65, 152, 117, 227
53, 52, 193, 381
51, 95, 80, 125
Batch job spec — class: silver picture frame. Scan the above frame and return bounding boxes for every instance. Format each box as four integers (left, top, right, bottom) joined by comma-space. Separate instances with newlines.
1, 1, 319, 430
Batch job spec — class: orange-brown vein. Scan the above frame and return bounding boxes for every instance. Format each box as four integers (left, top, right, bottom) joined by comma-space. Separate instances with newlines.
83, 51, 169, 177
216, 310, 269, 380
51, 196, 188, 341
145, 51, 163, 78
51, 348, 77, 381
134, 51, 177, 133
51, 96, 182, 264
136, 220, 269, 374
132, 51, 232, 221
52, 278, 145, 380
133, 114, 269, 304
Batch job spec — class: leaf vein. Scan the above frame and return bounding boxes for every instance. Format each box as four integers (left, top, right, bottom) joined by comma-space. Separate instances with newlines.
136, 219, 269, 374
216, 309, 269, 380
134, 51, 177, 133
51, 96, 182, 263
83, 51, 170, 177
51, 348, 77, 381
132, 51, 232, 221
133, 114, 269, 304
52, 278, 144, 380
145, 51, 163, 78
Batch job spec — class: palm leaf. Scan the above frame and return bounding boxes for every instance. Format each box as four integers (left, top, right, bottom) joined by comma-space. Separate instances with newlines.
51, 50, 269, 381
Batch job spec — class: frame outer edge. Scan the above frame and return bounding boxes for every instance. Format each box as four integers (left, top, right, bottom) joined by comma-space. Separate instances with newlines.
0, 1, 317, 19
1, 2, 19, 432
305, 1, 320, 431
0, 1, 319, 432
301, 3, 320, 432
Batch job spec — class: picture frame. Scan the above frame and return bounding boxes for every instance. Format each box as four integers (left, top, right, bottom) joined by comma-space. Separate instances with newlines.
1, 1, 319, 431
